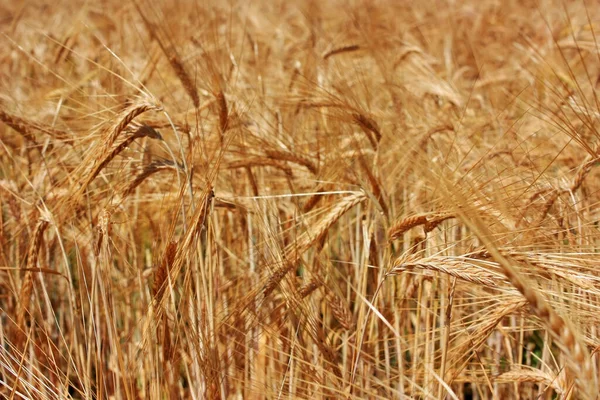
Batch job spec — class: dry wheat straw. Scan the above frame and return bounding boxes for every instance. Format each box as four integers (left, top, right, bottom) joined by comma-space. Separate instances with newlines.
388, 214, 428, 240
270, 280, 324, 323
424, 214, 455, 232
533, 190, 562, 226
570, 156, 598, 193
7, 1, 600, 397
154, 186, 215, 309
245, 166, 259, 196
526, 157, 597, 226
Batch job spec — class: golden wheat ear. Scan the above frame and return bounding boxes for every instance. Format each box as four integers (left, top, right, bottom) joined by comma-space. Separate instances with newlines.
5, 0, 600, 398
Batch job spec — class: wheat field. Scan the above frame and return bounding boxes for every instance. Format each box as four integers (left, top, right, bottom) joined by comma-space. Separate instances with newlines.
2, 0, 600, 398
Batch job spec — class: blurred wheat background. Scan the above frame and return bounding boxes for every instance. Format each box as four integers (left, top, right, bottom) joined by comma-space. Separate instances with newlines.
2, 0, 600, 398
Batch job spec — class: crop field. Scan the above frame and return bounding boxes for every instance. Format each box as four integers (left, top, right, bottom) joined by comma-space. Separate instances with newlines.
1, 0, 600, 398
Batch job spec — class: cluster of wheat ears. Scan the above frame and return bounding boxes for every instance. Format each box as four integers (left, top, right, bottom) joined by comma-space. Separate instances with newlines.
2, 0, 600, 399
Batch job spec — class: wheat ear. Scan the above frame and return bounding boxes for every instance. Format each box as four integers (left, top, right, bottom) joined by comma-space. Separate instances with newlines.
323, 44, 361, 60
105, 100, 161, 148
16, 219, 49, 339
263, 192, 367, 298
79, 125, 163, 198
457, 210, 597, 398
